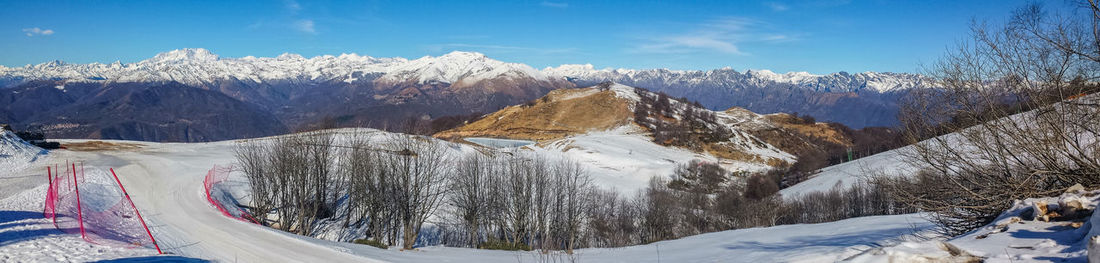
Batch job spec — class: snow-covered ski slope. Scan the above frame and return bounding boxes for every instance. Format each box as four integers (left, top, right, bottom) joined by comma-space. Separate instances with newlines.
0, 128, 936, 262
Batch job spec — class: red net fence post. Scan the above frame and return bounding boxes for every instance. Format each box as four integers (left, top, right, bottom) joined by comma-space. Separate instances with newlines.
110, 168, 162, 254
73, 163, 87, 240
204, 165, 260, 224
42, 163, 163, 253
44, 165, 52, 218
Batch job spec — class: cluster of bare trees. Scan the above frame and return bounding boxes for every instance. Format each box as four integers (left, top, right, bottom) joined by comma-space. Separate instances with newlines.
887, 2, 1100, 235
632, 87, 733, 148
235, 132, 339, 236
440, 153, 591, 253
235, 131, 916, 251
237, 132, 451, 250
340, 134, 452, 249
570, 161, 914, 247
784, 180, 916, 225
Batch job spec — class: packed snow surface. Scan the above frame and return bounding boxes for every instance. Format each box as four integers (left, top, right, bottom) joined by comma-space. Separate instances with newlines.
462, 137, 535, 149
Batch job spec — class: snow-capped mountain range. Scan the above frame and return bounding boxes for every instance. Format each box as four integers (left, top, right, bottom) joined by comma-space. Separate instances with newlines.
542, 64, 929, 93
0, 48, 926, 93
0, 48, 933, 142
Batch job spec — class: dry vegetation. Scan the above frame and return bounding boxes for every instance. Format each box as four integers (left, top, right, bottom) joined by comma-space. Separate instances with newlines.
434, 88, 633, 141
762, 113, 853, 146
879, 2, 1100, 235
62, 141, 144, 151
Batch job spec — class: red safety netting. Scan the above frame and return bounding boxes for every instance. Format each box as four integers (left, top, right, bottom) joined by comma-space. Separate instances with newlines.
204, 165, 259, 224
43, 162, 161, 254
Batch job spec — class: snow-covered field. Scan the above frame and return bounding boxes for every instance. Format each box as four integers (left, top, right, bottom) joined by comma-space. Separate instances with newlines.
530, 126, 716, 193
463, 137, 535, 149
0, 128, 940, 262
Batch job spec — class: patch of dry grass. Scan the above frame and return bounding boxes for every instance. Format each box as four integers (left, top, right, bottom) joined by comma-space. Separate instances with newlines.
63, 141, 143, 151
435, 88, 633, 142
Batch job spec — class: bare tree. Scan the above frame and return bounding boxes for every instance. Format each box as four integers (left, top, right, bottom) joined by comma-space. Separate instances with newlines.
382, 135, 453, 249
235, 141, 274, 225
449, 153, 496, 247
892, 2, 1100, 235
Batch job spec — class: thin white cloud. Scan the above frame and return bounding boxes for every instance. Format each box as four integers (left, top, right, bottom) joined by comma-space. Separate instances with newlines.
540, 1, 568, 8
639, 36, 744, 54
295, 19, 316, 34
765, 2, 789, 11
761, 34, 795, 42
429, 43, 577, 54
630, 17, 798, 55
22, 27, 54, 37
285, 0, 301, 12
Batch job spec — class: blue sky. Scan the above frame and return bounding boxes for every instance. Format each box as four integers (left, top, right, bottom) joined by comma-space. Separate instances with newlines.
0, 0, 1041, 74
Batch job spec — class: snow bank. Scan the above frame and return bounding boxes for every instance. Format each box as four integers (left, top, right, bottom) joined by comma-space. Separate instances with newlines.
849, 189, 1100, 262
0, 130, 45, 178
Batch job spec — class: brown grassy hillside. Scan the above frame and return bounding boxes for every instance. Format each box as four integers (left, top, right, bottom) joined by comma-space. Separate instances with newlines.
434, 88, 633, 141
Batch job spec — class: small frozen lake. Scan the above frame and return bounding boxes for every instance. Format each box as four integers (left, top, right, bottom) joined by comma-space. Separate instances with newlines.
464, 137, 535, 149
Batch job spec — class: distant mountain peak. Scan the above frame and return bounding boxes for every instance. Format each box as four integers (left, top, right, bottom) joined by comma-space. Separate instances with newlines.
150, 48, 220, 63
439, 50, 488, 60
274, 52, 305, 61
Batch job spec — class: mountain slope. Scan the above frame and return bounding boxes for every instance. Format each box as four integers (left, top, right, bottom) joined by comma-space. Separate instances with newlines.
5, 81, 288, 142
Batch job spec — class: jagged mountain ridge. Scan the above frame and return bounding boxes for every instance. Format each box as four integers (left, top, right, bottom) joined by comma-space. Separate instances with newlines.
0, 48, 925, 94
0, 49, 551, 88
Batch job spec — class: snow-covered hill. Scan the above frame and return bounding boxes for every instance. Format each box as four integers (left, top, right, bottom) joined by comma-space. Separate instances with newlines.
436, 82, 802, 191
0, 130, 45, 175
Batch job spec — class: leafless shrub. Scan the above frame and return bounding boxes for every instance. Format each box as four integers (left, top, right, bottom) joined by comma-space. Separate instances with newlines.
892, 2, 1100, 235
